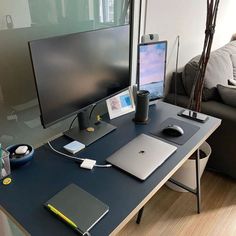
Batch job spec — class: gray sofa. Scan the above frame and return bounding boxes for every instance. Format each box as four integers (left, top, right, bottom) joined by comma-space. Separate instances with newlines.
165, 41, 236, 179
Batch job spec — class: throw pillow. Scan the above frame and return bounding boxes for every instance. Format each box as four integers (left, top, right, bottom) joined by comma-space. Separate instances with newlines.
182, 46, 234, 101
182, 55, 200, 97
229, 78, 236, 86
217, 84, 236, 108
222, 40, 236, 55
182, 70, 217, 102
202, 87, 221, 102
204, 50, 233, 89
231, 54, 236, 79
169, 72, 187, 96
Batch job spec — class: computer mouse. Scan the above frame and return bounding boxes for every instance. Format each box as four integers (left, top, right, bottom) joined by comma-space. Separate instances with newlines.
162, 124, 184, 137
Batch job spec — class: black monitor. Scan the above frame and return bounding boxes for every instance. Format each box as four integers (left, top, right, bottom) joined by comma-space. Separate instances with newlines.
29, 25, 130, 145
138, 41, 167, 101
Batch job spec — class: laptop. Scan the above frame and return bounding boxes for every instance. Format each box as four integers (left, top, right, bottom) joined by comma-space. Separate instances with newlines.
106, 134, 177, 180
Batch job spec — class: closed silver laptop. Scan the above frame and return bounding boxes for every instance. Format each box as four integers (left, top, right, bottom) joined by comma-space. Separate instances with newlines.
106, 134, 177, 180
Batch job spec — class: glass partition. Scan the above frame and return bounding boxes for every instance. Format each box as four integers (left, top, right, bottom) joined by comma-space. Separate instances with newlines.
0, 0, 131, 147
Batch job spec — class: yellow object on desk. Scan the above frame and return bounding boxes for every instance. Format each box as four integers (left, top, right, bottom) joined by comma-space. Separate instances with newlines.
47, 204, 78, 229
2, 177, 12, 185
86, 127, 95, 132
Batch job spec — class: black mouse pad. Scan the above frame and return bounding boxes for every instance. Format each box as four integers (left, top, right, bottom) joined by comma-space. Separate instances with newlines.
150, 117, 200, 145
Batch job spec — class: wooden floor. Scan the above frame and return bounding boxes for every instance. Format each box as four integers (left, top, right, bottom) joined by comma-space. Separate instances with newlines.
117, 171, 236, 236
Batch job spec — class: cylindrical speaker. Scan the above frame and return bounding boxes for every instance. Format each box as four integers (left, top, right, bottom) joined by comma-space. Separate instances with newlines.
133, 90, 150, 124
78, 110, 90, 130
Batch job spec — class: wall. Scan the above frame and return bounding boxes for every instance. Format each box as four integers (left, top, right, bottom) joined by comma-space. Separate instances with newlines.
142, 0, 236, 90
0, 0, 31, 29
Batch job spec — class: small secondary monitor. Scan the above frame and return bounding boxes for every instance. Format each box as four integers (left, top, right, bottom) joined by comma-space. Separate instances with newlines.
29, 25, 130, 145
138, 41, 167, 101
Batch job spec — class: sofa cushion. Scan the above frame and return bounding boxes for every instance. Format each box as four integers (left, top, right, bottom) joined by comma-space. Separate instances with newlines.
220, 40, 236, 55
164, 93, 236, 122
182, 43, 235, 101
182, 55, 200, 97
204, 50, 233, 88
182, 56, 223, 101
217, 84, 236, 108
231, 54, 236, 79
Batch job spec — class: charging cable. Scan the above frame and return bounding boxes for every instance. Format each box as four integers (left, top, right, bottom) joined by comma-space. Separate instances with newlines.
48, 141, 84, 161
47, 141, 112, 169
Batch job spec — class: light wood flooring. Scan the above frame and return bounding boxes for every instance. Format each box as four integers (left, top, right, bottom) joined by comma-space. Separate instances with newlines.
117, 171, 236, 236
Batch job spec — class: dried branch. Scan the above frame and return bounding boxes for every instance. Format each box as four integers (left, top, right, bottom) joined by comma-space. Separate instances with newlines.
188, 0, 220, 112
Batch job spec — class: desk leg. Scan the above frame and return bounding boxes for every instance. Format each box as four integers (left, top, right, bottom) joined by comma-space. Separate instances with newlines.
196, 148, 201, 213
169, 148, 202, 214
136, 207, 144, 224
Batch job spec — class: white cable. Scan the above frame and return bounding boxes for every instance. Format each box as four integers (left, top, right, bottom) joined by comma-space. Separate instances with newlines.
47, 141, 112, 168
47, 141, 84, 162
95, 164, 112, 168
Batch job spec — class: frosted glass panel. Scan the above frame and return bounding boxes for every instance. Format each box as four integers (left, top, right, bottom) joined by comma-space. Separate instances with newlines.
0, 0, 131, 147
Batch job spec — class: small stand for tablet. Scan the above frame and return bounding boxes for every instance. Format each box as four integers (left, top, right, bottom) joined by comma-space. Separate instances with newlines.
178, 109, 208, 123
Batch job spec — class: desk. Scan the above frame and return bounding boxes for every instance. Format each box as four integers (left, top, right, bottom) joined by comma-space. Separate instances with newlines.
0, 102, 221, 236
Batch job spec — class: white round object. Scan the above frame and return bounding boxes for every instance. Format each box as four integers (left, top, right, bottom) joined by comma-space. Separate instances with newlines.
15, 145, 28, 155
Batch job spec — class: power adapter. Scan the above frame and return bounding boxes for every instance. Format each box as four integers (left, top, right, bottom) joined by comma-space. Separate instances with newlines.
63, 141, 85, 154
80, 159, 96, 170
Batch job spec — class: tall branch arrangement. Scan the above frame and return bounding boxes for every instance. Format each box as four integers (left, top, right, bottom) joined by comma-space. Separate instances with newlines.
188, 0, 220, 112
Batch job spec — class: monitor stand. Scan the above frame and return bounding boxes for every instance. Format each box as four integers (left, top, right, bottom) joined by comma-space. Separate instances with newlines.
64, 112, 116, 146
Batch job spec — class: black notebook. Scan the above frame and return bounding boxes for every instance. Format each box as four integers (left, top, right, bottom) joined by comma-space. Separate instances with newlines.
44, 183, 109, 235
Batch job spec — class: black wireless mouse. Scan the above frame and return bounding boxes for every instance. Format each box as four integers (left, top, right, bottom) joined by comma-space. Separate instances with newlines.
162, 124, 184, 137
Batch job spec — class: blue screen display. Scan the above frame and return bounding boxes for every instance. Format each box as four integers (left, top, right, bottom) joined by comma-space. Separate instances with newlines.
138, 41, 167, 101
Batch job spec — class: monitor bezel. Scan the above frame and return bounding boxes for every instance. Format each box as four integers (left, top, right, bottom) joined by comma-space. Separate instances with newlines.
137, 40, 168, 102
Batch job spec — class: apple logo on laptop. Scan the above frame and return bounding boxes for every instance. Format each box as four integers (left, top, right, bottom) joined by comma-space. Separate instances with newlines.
139, 150, 146, 155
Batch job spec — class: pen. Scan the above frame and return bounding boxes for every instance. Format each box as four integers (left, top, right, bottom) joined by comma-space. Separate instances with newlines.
47, 204, 78, 229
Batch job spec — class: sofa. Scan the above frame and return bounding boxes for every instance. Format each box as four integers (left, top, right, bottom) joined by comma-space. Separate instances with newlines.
164, 40, 236, 179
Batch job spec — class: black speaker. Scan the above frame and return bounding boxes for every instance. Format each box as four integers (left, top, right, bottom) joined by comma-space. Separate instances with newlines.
133, 90, 150, 124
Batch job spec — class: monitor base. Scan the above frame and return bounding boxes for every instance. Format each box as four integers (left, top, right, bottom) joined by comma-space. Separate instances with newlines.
64, 121, 117, 146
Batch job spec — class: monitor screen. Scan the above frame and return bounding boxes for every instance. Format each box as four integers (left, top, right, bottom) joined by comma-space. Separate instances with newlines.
138, 41, 167, 101
29, 25, 130, 128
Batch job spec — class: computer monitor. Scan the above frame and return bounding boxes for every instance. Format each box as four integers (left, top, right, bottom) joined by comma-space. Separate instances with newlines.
138, 41, 167, 101
29, 25, 130, 145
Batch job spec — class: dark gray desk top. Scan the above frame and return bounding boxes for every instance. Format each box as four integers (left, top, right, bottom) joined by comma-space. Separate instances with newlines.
0, 101, 221, 236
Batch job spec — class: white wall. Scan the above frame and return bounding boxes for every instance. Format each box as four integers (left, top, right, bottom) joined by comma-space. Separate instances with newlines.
0, 0, 31, 29
142, 0, 236, 90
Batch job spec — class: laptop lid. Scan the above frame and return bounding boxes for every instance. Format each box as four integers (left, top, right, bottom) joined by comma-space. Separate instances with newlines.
106, 134, 177, 180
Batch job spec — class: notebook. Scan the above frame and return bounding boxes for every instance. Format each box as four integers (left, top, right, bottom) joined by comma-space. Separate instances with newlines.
106, 134, 177, 180
45, 183, 109, 235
